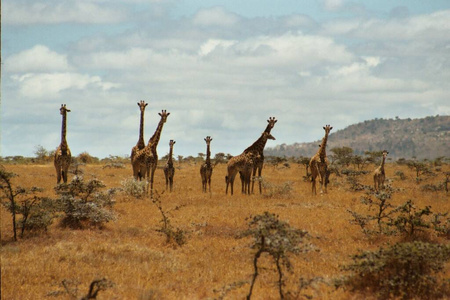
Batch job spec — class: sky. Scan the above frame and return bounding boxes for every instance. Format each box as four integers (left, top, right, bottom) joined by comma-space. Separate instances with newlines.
2, 0, 450, 159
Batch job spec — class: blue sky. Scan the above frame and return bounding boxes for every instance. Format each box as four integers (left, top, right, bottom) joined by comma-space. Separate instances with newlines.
2, 0, 450, 158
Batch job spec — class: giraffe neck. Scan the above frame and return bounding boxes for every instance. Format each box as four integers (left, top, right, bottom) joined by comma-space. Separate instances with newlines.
61, 113, 68, 148
167, 146, 173, 165
245, 134, 269, 155
205, 144, 211, 165
380, 155, 386, 171
148, 118, 165, 151
137, 108, 145, 148
264, 123, 273, 134
318, 132, 329, 159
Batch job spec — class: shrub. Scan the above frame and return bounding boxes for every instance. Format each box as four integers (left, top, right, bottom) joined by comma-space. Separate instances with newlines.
389, 200, 432, 237
261, 180, 293, 199
238, 212, 311, 299
77, 152, 99, 164
339, 241, 450, 299
121, 178, 146, 199
55, 176, 117, 229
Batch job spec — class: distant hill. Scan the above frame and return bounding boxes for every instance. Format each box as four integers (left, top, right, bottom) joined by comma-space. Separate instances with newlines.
265, 115, 450, 160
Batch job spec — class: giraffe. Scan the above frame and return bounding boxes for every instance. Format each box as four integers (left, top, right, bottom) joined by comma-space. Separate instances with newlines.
134, 110, 170, 194
163, 140, 176, 192
131, 100, 148, 180
200, 136, 213, 193
228, 131, 275, 195
225, 151, 256, 196
245, 117, 277, 194
309, 125, 333, 195
54, 104, 72, 184
373, 150, 389, 192
240, 131, 276, 193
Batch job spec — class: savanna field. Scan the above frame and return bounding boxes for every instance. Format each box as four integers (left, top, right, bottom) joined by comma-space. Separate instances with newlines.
1, 160, 449, 299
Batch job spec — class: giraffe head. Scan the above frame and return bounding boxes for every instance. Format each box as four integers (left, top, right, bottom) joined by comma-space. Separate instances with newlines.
60, 104, 71, 115
137, 100, 148, 112
382, 150, 389, 157
204, 136, 213, 145
266, 117, 277, 131
159, 110, 170, 123
323, 124, 333, 134
169, 139, 176, 147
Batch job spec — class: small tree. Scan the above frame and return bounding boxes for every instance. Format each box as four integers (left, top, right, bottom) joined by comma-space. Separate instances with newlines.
0, 167, 55, 240
34, 145, 50, 163
151, 191, 186, 247
239, 212, 310, 299
330, 146, 354, 167
390, 200, 432, 237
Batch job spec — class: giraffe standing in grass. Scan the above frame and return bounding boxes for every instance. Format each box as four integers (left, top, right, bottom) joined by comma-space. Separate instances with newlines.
225, 151, 255, 196
163, 140, 176, 192
54, 104, 72, 184
373, 150, 389, 192
131, 101, 148, 180
245, 117, 277, 194
309, 125, 333, 195
134, 110, 170, 194
200, 136, 213, 193
229, 132, 275, 195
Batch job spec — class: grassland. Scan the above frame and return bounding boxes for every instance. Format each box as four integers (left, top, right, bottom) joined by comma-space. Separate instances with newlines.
1, 161, 449, 299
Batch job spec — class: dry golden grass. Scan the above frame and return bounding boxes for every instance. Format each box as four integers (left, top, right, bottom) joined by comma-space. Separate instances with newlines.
1, 162, 449, 299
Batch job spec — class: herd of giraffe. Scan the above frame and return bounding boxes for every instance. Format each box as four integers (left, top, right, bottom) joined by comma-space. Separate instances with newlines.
53, 103, 389, 195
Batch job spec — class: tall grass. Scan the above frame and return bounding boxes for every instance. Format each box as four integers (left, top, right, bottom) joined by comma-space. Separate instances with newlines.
1, 162, 449, 299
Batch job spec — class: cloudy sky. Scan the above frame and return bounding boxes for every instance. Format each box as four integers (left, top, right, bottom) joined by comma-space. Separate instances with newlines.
2, 0, 450, 159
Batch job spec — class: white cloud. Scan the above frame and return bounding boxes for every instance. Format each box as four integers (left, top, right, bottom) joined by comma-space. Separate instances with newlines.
323, 10, 450, 41
3, 0, 128, 25
11, 72, 119, 99
321, 0, 344, 11
192, 7, 240, 27
5, 45, 71, 73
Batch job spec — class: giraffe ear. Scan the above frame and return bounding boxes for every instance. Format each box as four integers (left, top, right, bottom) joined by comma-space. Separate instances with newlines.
167, 112, 170, 116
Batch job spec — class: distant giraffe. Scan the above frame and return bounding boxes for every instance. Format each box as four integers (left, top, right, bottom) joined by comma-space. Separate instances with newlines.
200, 136, 213, 193
309, 125, 333, 195
54, 104, 72, 184
134, 110, 170, 194
131, 100, 148, 180
225, 151, 255, 196
373, 150, 389, 192
163, 140, 176, 192
245, 117, 277, 194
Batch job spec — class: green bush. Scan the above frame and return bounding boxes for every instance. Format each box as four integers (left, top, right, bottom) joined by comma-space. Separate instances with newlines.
121, 178, 146, 199
339, 241, 450, 299
55, 176, 117, 229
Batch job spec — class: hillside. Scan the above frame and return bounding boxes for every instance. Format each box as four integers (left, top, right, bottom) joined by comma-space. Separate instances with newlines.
265, 115, 450, 159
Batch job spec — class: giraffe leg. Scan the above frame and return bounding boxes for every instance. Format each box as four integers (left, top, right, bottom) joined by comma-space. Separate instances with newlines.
55, 166, 62, 184
311, 176, 317, 195
150, 166, 157, 194
250, 167, 257, 194
257, 166, 263, 194
164, 171, 169, 191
